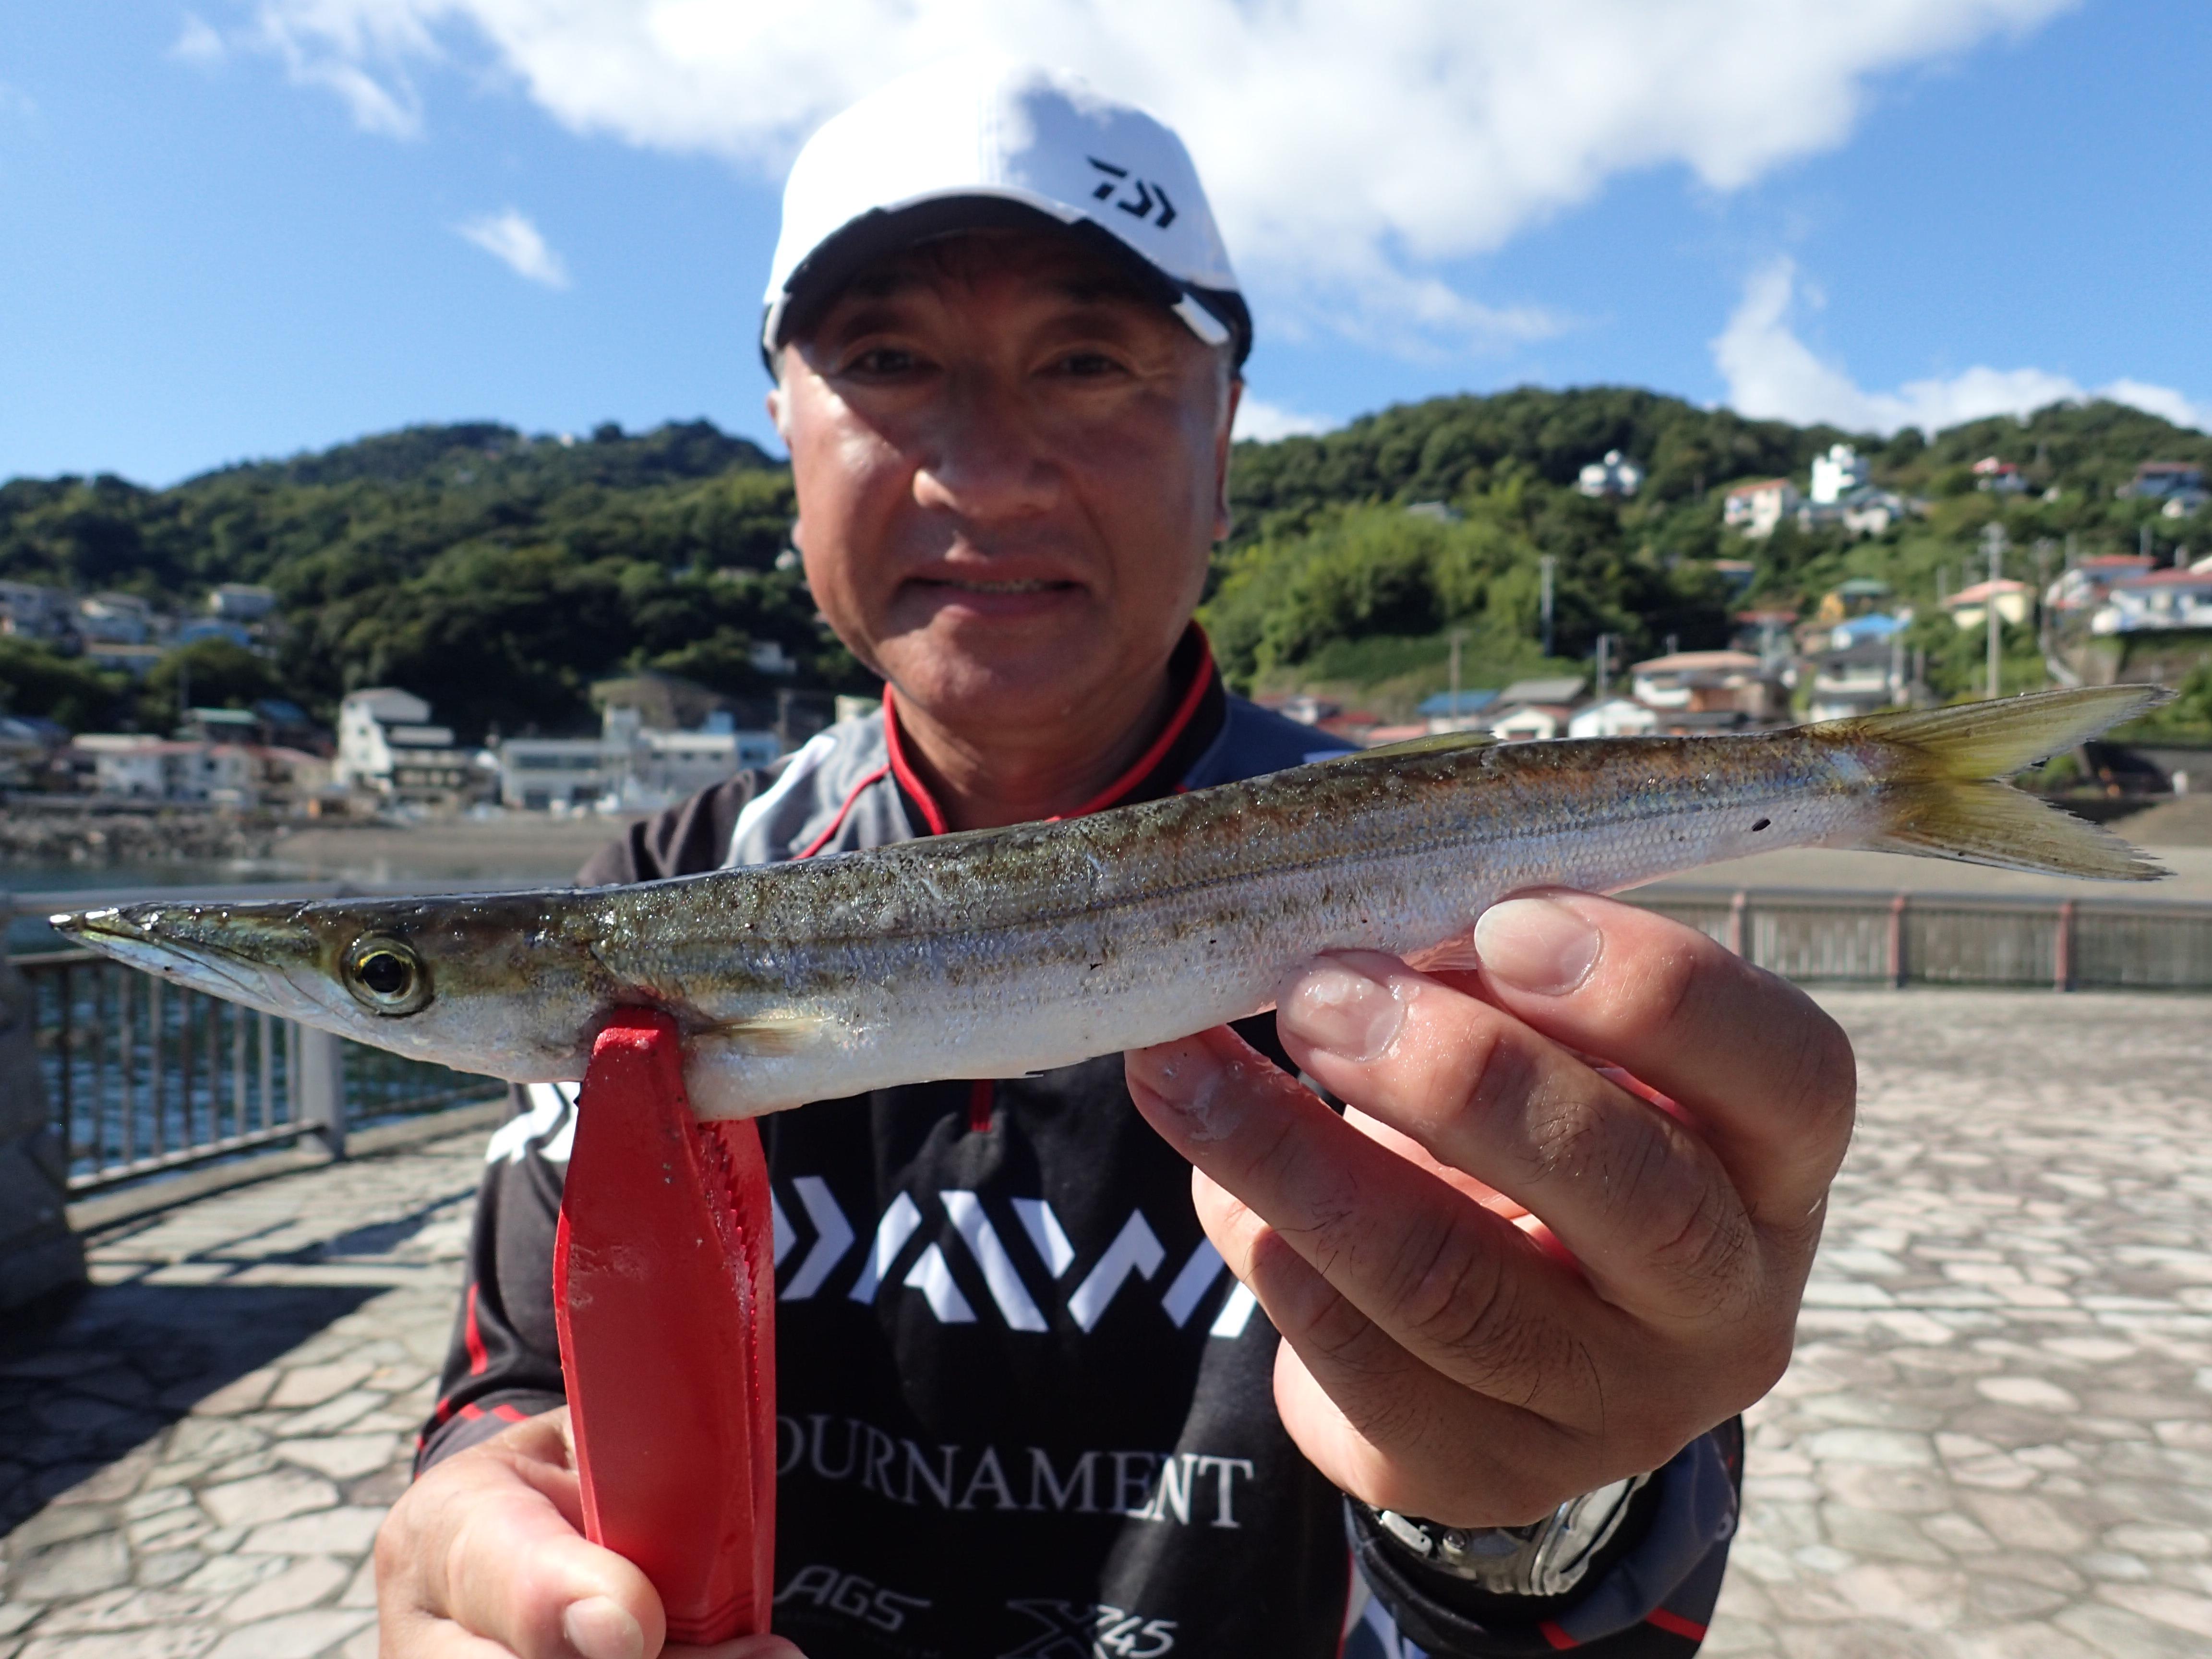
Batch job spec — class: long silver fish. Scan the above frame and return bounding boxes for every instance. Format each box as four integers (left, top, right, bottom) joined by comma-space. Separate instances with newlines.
55, 685, 2168, 1119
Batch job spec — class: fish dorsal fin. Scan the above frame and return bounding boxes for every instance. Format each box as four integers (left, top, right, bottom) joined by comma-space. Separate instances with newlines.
1318, 731, 1496, 765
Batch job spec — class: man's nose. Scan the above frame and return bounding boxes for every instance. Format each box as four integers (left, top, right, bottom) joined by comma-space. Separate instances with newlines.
911, 372, 1059, 521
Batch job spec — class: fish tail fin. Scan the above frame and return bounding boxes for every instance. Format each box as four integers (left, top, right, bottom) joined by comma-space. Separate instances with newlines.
1815, 684, 2171, 781
1864, 780, 2165, 879
1813, 686, 2173, 881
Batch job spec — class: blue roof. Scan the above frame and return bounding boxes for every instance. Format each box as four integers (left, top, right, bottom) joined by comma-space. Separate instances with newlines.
1834, 613, 1905, 640
1417, 690, 1499, 716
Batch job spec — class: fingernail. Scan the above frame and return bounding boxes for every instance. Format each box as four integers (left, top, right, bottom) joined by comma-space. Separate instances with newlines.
1277, 957, 1406, 1061
1129, 1035, 1245, 1142
563, 1597, 644, 1659
1473, 897, 1601, 995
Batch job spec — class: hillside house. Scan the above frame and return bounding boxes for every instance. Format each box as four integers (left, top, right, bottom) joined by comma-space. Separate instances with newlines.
336, 688, 481, 807
2046, 555, 2154, 616
1943, 578, 2032, 631
1724, 479, 1799, 538
2092, 569, 2212, 635
1809, 444, 1870, 505
2122, 462, 2206, 502
1806, 636, 1906, 723
76, 593, 157, 645
1972, 457, 2028, 495
1486, 676, 1587, 743
0, 581, 72, 641
1629, 651, 1787, 720
208, 584, 278, 622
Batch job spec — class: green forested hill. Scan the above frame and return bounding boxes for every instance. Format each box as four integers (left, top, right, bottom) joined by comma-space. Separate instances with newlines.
0, 421, 843, 741
3, 391, 2207, 741
1210, 389, 2212, 721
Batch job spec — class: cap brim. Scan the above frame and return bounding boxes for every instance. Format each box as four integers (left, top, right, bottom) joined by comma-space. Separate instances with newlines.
762, 193, 1249, 374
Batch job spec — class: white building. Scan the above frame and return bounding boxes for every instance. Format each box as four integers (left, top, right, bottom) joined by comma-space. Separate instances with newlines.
1805, 643, 1902, 723
1723, 479, 1800, 539
1489, 705, 1564, 742
1576, 450, 1643, 500
499, 738, 613, 811
1809, 445, 1870, 505
0, 581, 71, 641
1566, 698, 1657, 739
498, 706, 780, 811
336, 688, 481, 806
72, 736, 260, 805
2092, 570, 2212, 635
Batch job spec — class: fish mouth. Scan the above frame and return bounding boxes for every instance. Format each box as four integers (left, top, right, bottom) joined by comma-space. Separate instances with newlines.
52, 903, 330, 1023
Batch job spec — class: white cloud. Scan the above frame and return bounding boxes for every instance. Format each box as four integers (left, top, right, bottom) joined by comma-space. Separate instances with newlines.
456, 207, 570, 288
1713, 256, 2211, 436
244, 0, 2080, 349
172, 13, 228, 66
1233, 397, 1334, 443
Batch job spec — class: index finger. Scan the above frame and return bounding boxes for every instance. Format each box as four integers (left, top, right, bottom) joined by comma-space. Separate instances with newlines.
1463, 890, 1857, 1228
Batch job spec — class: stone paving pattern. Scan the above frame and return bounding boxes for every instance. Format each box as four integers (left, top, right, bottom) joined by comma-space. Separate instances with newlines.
2, 990, 2209, 1657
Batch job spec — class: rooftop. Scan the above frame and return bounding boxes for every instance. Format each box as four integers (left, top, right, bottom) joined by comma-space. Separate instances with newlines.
1495, 675, 1587, 706
1632, 650, 1765, 674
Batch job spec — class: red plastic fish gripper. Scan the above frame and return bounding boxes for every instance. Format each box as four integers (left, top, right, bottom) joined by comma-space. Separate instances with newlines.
553, 1009, 777, 1644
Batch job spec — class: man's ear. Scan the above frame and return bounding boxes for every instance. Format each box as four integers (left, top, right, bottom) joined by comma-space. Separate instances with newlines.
1212, 376, 1243, 542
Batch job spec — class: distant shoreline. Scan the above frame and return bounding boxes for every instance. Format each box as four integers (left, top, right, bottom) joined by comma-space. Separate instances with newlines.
1, 808, 649, 886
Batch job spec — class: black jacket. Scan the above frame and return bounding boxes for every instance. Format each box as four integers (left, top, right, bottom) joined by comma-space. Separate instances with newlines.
421, 637, 1741, 1658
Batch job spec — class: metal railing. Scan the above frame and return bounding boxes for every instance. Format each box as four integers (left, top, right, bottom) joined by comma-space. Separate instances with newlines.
17, 946, 505, 1197
11, 876, 2209, 1200
1632, 888, 2212, 991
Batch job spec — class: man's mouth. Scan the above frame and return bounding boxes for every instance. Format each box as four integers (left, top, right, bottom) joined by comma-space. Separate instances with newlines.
916, 577, 1073, 595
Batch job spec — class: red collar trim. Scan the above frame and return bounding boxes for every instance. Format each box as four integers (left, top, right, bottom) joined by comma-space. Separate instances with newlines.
1052, 629, 1215, 821
879, 626, 1217, 834
879, 683, 950, 837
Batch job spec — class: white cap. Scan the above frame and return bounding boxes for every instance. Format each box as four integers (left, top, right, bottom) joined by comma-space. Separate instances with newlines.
762, 58, 1249, 369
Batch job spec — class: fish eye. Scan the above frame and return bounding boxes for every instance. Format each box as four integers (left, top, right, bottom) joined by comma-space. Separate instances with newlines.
342, 937, 433, 1017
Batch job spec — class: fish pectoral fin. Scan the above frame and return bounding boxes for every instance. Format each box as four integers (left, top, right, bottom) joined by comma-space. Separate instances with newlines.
1402, 931, 1485, 974
704, 1013, 835, 1056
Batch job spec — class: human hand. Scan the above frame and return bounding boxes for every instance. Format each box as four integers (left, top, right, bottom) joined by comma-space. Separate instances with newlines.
1125, 891, 1855, 1527
374, 1406, 805, 1659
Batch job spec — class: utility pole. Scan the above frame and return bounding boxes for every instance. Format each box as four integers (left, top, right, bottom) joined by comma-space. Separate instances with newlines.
1593, 633, 1611, 700
1538, 556, 1556, 659
1982, 521, 2008, 700
2033, 539, 2057, 684
1448, 627, 1467, 720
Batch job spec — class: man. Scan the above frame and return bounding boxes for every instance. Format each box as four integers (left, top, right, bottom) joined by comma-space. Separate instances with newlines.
375, 60, 1853, 1659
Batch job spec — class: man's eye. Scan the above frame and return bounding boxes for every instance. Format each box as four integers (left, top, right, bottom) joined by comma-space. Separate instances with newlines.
1054, 351, 1124, 379
845, 347, 919, 376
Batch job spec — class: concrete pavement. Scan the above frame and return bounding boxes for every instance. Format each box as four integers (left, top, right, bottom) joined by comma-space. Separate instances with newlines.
2, 990, 2210, 1657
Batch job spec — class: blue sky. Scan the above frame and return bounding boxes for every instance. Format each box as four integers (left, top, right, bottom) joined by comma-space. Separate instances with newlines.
1, 0, 2205, 486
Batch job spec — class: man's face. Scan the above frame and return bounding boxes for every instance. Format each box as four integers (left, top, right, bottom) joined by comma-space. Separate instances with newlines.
769, 230, 1238, 737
